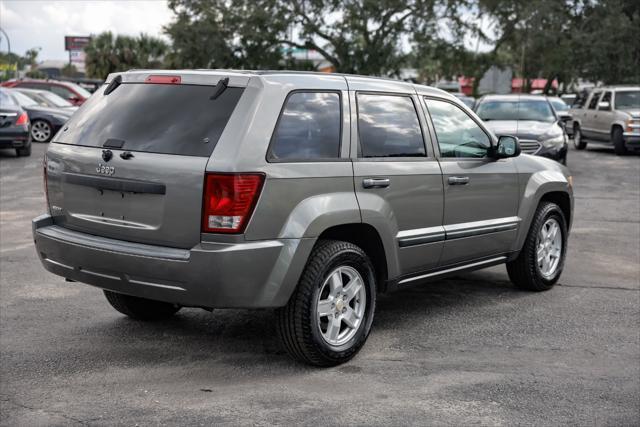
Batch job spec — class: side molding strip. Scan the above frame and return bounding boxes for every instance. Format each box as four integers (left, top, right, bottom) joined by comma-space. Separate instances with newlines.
398, 256, 507, 285
397, 216, 520, 247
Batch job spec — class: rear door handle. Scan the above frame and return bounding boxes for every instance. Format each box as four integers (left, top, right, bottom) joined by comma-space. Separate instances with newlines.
448, 176, 470, 185
363, 178, 390, 189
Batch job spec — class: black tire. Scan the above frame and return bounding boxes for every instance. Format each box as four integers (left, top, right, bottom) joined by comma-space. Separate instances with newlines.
507, 202, 568, 291
103, 290, 180, 320
612, 126, 627, 156
16, 144, 31, 157
573, 124, 587, 149
277, 240, 376, 366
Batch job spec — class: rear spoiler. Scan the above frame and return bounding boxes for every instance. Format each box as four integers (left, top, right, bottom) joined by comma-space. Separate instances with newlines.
104, 71, 251, 87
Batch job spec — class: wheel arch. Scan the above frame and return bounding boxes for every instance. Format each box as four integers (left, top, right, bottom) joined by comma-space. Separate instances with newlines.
317, 223, 391, 292
514, 171, 573, 253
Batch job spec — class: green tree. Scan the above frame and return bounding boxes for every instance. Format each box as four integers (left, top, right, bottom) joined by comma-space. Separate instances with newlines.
165, 0, 470, 76
84, 32, 168, 79
165, 0, 288, 69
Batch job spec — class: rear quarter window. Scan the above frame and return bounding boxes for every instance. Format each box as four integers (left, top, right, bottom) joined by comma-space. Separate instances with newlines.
268, 91, 341, 161
55, 83, 245, 157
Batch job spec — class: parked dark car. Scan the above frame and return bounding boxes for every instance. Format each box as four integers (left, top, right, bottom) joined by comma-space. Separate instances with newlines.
475, 94, 568, 164
14, 88, 78, 112
8, 89, 73, 143
1, 79, 92, 106
0, 89, 31, 156
548, 96, 574, 137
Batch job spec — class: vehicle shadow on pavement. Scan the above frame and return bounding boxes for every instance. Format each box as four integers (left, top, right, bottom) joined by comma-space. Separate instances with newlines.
73, 269, 534, 370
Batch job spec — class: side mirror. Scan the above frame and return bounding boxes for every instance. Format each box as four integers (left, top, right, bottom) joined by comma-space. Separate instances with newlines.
598, 101, 611, 110
493, 135, 520, 158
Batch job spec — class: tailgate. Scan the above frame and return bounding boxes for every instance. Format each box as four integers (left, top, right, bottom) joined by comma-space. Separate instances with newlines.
45, 73, 247, 249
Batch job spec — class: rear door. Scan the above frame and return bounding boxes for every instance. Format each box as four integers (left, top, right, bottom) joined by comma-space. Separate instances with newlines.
423, 97, 519, 266
349, 79, 444, 276
45, 72, 248, 249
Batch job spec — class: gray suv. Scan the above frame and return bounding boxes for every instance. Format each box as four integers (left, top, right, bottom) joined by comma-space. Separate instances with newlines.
33, 71, 574, 366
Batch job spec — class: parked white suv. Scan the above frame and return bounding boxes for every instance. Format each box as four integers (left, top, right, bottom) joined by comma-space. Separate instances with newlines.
570, 86, 640, 155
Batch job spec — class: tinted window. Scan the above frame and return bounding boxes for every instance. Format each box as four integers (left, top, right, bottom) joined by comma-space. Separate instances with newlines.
357, 94, 425, 158
599, 92, 612, 110
56, 83, 244, 157
10, 90, 39, 107
588, 92, 601, 109
426, 98, 491, 158
615, 91, 640, 110
0, 89, 18, 107
50, 85, 74, 100
269, 92, 341, 161
476, 99, 556, 123
549, 98, 569, 112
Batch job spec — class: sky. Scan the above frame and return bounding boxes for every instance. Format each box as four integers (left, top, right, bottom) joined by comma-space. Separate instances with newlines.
0, 0, 492, 62
0, 0, 173, 60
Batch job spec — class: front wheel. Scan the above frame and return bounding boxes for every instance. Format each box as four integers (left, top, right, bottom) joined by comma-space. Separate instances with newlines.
277, 240, 376, 366
16, 145, 31, 157
573, 125, 587, 149
104, 290, 181, 320
507, 202, 568, 291
612, 127, 627, 156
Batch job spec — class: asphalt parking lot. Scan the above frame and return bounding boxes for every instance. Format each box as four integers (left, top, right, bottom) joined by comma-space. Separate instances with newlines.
1, 143, 638, 426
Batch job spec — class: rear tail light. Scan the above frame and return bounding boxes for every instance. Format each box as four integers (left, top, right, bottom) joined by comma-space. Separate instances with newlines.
202, 173, 265, 234
15, 112, 29, 126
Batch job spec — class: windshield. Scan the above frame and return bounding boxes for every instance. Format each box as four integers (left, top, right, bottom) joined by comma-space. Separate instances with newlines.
39, 91, 73, 107
10, 90, 39, 107
549, 98, 569, 112
476, 99, 556, 122
0, 90, 18, 108
615, 91, 640, 110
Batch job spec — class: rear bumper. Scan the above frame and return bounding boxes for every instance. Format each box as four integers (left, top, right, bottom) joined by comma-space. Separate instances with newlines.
0, 130, 30, 148
33, 215, 314, 308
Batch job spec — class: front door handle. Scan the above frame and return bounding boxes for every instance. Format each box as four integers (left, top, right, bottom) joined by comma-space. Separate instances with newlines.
363, 178, 390, 189
448, 176, 470, 185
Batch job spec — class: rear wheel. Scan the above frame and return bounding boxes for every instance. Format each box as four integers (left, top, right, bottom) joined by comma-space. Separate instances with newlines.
507, 202, 568, 291
15, 145, 31, 157
103, 290, 180, 320
612, 126, 627, 156
573, 124, 586, 149
277, 240, 376, 366
31, 120, 53, 143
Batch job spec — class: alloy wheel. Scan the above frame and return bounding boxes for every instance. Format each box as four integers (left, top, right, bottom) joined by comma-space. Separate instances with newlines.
536, 218, 563, 279
31, 121, 52, 142
316, 266, 367, 346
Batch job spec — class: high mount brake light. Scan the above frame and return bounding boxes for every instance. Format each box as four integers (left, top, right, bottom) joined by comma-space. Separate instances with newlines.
15, 112, 29, 126
201, 173, 265, 234
145, 75, 181, 84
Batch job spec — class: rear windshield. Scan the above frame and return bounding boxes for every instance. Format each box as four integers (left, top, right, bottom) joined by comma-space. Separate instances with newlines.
55, 83, 244, 156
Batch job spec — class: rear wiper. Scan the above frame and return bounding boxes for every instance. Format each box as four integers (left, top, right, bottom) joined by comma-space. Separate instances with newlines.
209, 78, 229, 100
104, 75, 122, 95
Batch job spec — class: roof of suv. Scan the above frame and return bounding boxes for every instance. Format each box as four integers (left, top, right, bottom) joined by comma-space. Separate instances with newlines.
113, 69, 455, 101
